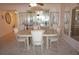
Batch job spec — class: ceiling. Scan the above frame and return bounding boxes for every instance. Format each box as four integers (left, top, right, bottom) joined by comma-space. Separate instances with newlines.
0, 3, 61, 11
0, 3, 77, 12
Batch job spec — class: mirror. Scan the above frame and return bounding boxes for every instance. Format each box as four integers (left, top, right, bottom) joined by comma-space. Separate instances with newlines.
27, 11, 49, 27
5, 13, 11, 24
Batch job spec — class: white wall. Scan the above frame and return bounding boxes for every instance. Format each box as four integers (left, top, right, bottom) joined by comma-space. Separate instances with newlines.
0, 12, 11, 37
0, 12, 16, 37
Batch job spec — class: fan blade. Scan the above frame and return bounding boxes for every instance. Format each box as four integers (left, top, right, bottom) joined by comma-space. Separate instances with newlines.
37, 3, 44, 6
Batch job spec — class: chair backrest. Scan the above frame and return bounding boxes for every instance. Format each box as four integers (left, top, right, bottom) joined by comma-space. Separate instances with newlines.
56, 27, 60, 37
31, 30, 44, 45
49, 27, 59, 42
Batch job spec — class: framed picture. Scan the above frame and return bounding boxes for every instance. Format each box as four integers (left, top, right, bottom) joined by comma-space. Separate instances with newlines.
5, 13, 11, 24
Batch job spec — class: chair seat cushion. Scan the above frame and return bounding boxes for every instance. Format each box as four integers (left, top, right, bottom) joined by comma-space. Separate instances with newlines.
49, 36, 58, 42
33, 41, 43, 45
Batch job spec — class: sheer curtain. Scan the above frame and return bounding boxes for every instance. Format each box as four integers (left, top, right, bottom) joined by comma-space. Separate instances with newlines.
18, 12, 28, 31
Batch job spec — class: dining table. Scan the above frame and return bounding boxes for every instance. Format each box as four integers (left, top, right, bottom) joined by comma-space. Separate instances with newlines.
17, 28, 57, 49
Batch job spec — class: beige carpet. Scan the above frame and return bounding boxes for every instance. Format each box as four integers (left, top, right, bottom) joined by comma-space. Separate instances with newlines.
0, 32, 78, 55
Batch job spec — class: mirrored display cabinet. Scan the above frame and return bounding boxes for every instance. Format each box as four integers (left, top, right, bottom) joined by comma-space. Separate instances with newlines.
64, 11, 71, 35
71, 8, 79, 41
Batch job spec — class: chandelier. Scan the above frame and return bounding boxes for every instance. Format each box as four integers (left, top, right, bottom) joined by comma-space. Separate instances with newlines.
29, 3, 37, 7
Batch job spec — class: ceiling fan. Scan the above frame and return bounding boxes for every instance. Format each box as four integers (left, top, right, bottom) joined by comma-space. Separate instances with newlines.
37, 3, 44, 6
29, 3, 44, 7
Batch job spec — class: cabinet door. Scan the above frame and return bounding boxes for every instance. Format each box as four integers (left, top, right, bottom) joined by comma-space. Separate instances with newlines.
50, 12, 59, 30
71, 10, 79, 36
64, 11, 71, 35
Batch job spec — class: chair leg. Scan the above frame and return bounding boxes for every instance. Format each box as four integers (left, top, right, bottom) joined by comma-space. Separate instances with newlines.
53, 41, 58, 52
49, 40, 51, 48
33, 44, 36, 54
41, 45, 43, 54
16, 39, 20, 48
56, 40, 59, 52
24, 40, 26, 48
26, 38, 30, 50
41, 45, 42, 50
33, 45, 35, 51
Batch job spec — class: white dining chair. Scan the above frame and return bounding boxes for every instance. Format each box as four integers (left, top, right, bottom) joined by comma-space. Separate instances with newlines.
31, 30, 44, 53
49, 28, 60, 50
49, 35, 58, 48
13, 28, 26, 48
